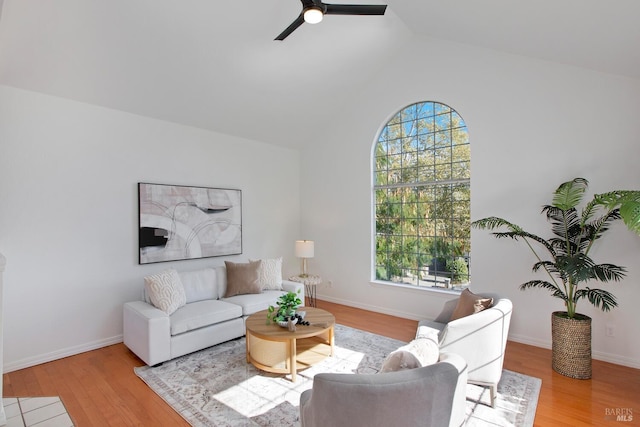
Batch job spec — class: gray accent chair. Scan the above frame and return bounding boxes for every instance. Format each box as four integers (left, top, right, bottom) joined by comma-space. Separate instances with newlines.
417, 294, 512, 407
299, 352, 468, 427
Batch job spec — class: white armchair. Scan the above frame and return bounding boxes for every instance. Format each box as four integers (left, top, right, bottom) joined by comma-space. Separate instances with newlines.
417, 294, 512, 407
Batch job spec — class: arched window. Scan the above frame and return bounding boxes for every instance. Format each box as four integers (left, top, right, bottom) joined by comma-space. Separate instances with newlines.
373, 101, 470, 291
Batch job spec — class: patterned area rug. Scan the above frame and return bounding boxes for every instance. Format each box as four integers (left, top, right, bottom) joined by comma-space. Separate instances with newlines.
135, 324, 540, 426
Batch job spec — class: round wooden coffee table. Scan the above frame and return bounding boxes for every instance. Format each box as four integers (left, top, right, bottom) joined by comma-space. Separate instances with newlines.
245, 307, 335, 382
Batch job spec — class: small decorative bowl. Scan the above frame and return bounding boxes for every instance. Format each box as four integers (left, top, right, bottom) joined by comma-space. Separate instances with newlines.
277, 318, 298, 328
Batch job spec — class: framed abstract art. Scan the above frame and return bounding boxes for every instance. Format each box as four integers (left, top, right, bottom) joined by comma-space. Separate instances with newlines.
138, 182, 242, 264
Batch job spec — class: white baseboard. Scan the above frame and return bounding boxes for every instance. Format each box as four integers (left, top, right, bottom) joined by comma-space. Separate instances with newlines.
591, 350, 640, 369
317, 294, 424, 321
507, 333, 640, 369
507, 333, 551, 350
4, 335, 123, 373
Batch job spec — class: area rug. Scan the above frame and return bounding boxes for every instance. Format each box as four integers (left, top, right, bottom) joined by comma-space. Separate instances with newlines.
135, 324, 541, 426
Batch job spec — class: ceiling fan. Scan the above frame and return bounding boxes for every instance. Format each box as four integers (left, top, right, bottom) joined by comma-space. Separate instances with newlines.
275, 0, 387, 41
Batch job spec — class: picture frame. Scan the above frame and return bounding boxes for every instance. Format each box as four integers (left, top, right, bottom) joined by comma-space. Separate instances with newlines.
138, 182, 242, 264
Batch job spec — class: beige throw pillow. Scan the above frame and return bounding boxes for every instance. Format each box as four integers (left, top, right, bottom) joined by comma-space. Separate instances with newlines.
224, 260, 263, 297
380, 337, 439, 373
449, 288, 493, 321
249, 257, 283, 290
144, 269, 187, 315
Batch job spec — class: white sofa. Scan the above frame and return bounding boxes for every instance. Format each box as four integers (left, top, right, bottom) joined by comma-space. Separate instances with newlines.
123, 265, 304, 366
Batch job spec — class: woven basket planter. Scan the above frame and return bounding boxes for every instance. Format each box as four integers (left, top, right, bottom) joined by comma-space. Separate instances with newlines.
551, 311, 592, 379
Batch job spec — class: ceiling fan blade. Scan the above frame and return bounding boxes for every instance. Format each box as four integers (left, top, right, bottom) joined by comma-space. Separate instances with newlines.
325, 4, 387, 16
275, 14, 305, 41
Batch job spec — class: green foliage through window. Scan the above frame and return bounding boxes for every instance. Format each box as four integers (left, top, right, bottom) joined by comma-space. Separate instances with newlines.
374, 101, 470, 291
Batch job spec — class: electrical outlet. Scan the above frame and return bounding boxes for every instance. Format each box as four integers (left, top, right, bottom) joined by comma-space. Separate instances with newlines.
327, 280, 333, 288
606, 324, 615, 337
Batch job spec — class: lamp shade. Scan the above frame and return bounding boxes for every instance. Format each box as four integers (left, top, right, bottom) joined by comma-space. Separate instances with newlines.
295, 240, 314, 258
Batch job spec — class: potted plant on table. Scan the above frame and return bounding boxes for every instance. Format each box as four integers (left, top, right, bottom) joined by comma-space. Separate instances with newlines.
472, 178, 640, 379
267, 290, 304, 326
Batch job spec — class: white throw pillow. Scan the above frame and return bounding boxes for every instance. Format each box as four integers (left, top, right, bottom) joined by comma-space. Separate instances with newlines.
250, 257, 283, 290
379, 337, 439, 373
144, 269, 187, 315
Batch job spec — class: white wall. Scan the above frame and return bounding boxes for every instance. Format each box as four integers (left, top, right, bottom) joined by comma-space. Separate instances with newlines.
0, 86, 301, 371
301, 35, 640, 368
2, 33, 640, 372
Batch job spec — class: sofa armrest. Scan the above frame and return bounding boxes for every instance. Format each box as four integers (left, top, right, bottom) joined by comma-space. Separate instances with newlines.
123, 301, 171, 366
438, 352, 468, 427
281, 280, 305, 306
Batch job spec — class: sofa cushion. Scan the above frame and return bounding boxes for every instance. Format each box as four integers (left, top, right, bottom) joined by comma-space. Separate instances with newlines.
170, 299, 242, 336
214, 265, 228, 299
380, 337, 439, 373
144, 269, 187, 315
250, 257, 283, 290
179, 268, 219, 303
450, 288, 493, 321
221, 289, 286, 316
224, 260, 262, 297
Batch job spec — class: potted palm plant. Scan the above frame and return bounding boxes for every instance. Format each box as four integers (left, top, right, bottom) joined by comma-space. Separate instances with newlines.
472, 178, 640, 379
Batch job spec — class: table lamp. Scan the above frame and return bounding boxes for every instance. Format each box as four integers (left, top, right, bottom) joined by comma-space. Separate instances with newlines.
295, 240, 314, 277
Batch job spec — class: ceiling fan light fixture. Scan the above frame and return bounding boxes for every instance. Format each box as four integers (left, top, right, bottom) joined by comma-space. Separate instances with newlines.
303, 6, 324, 24
275, 1, 387, 40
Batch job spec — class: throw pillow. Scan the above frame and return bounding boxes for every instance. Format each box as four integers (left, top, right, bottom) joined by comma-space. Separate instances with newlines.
224, 260, 263, 297
379, 337, 439, 373
144, 269, 187, 315
449, 288, 493, 321
249, 257, 283, 290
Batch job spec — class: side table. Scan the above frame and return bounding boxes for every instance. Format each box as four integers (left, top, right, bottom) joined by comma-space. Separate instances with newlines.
288, 274, 322, 307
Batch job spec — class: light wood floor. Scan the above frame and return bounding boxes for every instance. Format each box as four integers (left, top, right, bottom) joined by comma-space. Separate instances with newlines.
4, 300, 639, 426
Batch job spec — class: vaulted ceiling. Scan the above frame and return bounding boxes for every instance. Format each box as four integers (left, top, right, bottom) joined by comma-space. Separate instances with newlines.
1, 0, 638, 148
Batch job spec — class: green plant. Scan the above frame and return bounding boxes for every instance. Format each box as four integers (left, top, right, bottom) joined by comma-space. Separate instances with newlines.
267, 290, 302, 324
449, 258, 469, 284
472, 178, 640, 319
595, 190, 640, 234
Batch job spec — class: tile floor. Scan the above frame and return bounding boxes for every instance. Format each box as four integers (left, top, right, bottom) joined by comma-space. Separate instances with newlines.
3, 397, 73, 427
